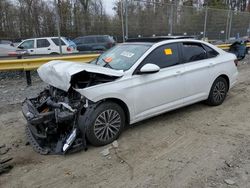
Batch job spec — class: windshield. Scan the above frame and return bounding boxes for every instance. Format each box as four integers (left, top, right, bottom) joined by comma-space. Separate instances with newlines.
91, 44, 151, 71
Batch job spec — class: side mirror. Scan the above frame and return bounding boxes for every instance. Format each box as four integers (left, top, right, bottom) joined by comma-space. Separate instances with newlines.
139, 63, 160, 74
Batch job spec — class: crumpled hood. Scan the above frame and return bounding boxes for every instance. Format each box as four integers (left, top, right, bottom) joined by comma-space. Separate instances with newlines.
37, 60, 124, 91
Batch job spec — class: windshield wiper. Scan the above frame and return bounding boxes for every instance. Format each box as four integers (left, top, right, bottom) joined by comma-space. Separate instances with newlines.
102, 59, 113, 69
94, 56, 113, 69
94, 55, 101, 64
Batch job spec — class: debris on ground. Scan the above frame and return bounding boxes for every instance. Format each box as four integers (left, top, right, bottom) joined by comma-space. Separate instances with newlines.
0, 144, 10, 155
0, 144, 13, 175
100, 147, 111, 157
0, 157, 13, 175
100, 140, 134, 180
100, 140, 119, 157
224, 160, 233, 168
112, 140, 119, 148
224, 179, 236, 185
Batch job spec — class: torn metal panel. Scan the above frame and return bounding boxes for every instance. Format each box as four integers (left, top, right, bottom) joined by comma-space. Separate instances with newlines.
22, 86, 87, 155
37, 60, 124, 91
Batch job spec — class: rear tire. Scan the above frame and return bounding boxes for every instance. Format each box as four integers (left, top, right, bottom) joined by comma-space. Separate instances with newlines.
50, 52, 59, 55
80, 102, 125, 146
206, 77, 228, 106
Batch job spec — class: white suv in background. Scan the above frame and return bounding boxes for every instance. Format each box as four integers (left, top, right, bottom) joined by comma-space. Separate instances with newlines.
17, 37, 78, 55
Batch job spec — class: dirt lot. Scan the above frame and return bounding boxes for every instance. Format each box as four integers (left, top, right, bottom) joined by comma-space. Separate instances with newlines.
0, 57, 250, 188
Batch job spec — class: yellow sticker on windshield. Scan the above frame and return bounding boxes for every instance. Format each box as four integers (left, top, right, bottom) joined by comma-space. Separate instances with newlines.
164, 48, 172, 55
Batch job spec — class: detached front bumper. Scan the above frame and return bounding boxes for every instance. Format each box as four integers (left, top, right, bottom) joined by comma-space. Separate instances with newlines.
22, 96, 85, 155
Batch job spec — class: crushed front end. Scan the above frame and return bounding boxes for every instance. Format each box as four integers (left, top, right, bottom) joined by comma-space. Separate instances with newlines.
22, 60, 124, 155
22, 86, 87, 155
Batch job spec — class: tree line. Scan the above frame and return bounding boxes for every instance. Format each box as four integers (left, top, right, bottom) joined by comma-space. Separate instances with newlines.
0, 0, 249, 41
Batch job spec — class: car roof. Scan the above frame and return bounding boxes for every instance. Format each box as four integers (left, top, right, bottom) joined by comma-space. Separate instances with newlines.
126, 36, 195, 43
76, 35, 110, 38
122, 42, 154, 46
23, 37, 66, 40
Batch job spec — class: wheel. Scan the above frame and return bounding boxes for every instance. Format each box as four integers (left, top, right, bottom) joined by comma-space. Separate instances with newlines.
206, 77, 228, 106
50, 52, 59, 55
81, 102, 125, 146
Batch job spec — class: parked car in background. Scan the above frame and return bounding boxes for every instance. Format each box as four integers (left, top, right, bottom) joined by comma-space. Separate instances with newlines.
73, 35, 116, 52
0, 44, 17, 57
17, 37, 78, 55
0, 40, 14, 46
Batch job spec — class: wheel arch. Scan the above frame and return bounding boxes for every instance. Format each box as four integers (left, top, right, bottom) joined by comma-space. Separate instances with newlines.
217, 74, 230, 91
100, 98, 130, 125
50, 52, 59, 55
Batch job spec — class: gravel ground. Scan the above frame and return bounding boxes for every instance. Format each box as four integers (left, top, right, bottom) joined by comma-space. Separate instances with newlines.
0, 56, 250, 188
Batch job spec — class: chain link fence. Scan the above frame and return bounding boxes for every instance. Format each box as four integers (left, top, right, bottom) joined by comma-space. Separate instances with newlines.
124, 2, 250, 41
1, 0, 250, 43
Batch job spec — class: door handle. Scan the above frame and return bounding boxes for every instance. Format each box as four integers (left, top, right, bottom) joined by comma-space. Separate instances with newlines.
209, 63, 215, 67
48, 48, 51, 50
30, 50, 33, 52
175, 71, 182, 76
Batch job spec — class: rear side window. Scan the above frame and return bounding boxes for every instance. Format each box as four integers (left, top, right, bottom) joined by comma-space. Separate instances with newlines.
74, 38, 84, 44
142, 43, 179, 68
96, 36, 106, 43
182, 42, 207, 62
37, 39, 50, 48
84, 37, 95, 44
203, 45, 219, 58
51, 38, 66, 46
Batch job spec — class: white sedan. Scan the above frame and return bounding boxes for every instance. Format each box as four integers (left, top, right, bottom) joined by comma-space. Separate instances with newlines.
22, 37, 238, 154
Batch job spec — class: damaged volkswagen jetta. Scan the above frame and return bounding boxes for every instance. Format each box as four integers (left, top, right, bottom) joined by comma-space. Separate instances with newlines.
22, 37, 238, 154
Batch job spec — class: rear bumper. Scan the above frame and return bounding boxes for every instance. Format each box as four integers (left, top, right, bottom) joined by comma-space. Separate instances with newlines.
230, 71, 238, 89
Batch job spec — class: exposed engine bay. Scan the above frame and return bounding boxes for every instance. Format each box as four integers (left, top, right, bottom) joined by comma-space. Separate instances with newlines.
22, 76, 120, 155
22, 86, 87, 154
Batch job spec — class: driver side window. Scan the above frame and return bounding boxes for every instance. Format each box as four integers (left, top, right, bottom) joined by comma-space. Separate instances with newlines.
19, 40, 34, 49
142, 43, 180, 69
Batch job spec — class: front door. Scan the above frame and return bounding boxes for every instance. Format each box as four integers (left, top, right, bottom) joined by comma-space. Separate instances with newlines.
127, 43, 186, 121
18, 39, 35, 55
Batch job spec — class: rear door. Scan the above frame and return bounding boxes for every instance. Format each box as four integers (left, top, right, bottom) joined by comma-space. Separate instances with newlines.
180, 42, 219, 104
35, 39, 51, 55
96, 36, 108, 50
78, 37, 96, 51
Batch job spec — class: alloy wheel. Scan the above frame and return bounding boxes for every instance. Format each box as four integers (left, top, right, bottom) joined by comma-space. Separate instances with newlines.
212, 81, 226, 103
94, 109, 121, 142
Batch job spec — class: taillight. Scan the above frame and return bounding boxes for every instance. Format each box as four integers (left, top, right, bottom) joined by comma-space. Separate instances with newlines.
107, 42, 113, 48
234, 59, 238, 66
67, 47, 72, 52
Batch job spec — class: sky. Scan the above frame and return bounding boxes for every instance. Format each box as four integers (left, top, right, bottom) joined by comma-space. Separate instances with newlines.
103, 0, 116, 15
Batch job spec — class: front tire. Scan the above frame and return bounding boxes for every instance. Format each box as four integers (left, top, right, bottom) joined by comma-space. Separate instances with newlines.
206, 77, 228, 106
82, 102, 125, 146
50, 52, 59, 55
